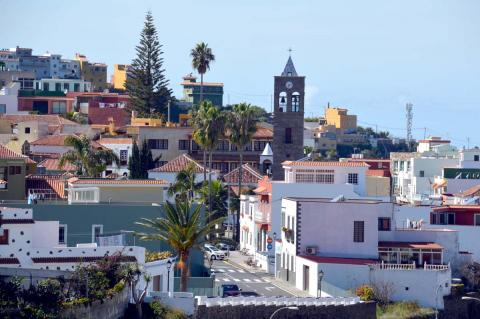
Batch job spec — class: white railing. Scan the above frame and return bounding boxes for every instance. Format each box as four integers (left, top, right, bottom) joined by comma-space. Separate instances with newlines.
196, 296, 360, 307
254, 202, 271, 223
424, 262, 450, 271
371, 261, 416, 270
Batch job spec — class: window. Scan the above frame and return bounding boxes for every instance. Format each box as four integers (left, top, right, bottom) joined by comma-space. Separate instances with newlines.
353, 221, 364, 242
74, 83, 80, 92
475, 214, 480, 226
475, 155, 480, 162
281, 208, 286, 228
178, 140, 189, 150
216, 140, 229, 151
254, 140, 267, 151
25, 127, 30, 134
9, 166, 21, 175
92, 224, 103, 243
432, 212, 455, 225
148, 139, 168, 149
191, 140, 200, 151
71, 189, 98, 203
316, 170, 335, 184
378, 217, 391, 231
63, 83, 69, 91
120, 150, 128, 166
285, 128, 292, 144
52, 101, 66, 114
43, 82, 49, 91
0, 104, 6, 114
419, 170, 425, 177
55, 83, 62, 91
348, 173, 359, 185
244, 142, 252, 152
59, 224, 67, 245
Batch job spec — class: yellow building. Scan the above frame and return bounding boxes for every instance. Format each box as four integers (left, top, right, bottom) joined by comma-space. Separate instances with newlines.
75, 54, 108, 92
112, 64, 130, 90
325, 107, 357, 132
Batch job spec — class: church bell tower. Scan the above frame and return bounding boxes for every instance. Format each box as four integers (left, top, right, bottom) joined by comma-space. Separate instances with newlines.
271, 55, 305, 180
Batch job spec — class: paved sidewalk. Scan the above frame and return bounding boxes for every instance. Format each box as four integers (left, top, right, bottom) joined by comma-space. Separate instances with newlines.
225, 251, 311, 297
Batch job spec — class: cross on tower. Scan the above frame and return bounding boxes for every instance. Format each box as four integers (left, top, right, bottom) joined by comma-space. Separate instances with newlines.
288, 47, 293, 56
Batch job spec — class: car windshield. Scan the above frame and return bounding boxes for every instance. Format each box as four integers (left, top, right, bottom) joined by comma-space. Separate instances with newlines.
222, 285, 239, 291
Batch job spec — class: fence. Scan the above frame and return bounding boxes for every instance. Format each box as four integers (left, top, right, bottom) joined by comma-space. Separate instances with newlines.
174, 276, 216, 297
196, 296, 361, 307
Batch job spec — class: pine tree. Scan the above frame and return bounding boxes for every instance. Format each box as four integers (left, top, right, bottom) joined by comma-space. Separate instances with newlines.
128, 140, 141, 179
125, 11, 172, 116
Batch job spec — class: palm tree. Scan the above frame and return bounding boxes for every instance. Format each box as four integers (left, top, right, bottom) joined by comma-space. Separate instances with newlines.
197, 180, 228, 221
59, 135, 119, 177
190, 42, 215, 103
227, 103, 259, 242
192, 101, 225, 215
136, 200, 223, 292
167, 162, 202, 201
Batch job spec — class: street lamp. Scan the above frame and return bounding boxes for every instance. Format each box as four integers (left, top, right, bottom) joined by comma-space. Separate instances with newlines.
166, 259, 173, 292
317, 269, 324, 298
269, 306, 299, 319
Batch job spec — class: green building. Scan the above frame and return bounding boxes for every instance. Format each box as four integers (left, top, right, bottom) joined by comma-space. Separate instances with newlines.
181, 74, 223, 106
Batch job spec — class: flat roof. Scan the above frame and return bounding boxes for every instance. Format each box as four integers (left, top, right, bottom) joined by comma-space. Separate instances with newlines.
299, 255, 378, 265
378, 241, 443, 249
283, 197, 386, 204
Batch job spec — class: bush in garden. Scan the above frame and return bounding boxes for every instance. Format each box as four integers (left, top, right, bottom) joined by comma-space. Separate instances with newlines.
356, 284, 375, 301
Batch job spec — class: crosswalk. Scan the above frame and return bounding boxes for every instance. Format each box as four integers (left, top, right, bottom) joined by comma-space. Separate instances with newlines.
215, 277, 270, 283
213, 268, 246, 273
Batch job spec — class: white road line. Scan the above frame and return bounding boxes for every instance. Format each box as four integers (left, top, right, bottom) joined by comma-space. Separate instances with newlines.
253, 279, 262, 282
243, 279, 252, 282
233, 278, 240, 282
237, 269, 245, 273
222, 278, 230, 282
215, 269, 226, 273
215, 279, 220, 282
227, 269, 236, 273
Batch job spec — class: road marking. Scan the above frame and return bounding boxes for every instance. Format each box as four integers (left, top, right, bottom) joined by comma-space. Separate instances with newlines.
243, 279, 252, 282
237, 269, 245, 273
265, 286, 276, 292
222, 278, 230, 282
215, 279, 220, 282
228, 269, 236, 273
215, 269, 226, 273
233, 278, 240, 282
253, 279, 262, 282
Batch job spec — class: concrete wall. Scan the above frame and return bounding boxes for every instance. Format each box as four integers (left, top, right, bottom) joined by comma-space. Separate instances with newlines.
194, 301, 376, 319
136, 126, 191, 163
0, 158, 27, 200
366, 176, 390, 197
96, 186, 164, 203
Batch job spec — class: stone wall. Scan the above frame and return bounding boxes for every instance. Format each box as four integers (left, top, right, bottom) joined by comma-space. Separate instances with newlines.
194, 301, 376, 319
59, 287, 129, 319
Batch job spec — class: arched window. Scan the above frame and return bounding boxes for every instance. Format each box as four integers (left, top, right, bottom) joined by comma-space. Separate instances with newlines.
278, 92, 287, 112
292, 92, 300, 112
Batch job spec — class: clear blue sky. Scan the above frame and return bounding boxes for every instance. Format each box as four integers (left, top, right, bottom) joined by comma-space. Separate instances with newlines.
3, 0, 479, 146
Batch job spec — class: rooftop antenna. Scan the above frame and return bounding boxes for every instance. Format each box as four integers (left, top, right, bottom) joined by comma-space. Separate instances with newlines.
406, 103, 413, 150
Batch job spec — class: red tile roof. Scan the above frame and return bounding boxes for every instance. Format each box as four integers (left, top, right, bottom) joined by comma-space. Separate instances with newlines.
98, 138, 132, 145
299, 255, 378, 265
282, 161, 370, 167
0, 114, 76, 126
223, 164, 263, 184
253, 126, 273, 139
149, 154, 214, 174
0, 144, 36, 164
32, 256, 137, 263
378, 241, 443, 249
26, 174, 70, 199
38, 158, 77, 172
433, 205, 480, 212
0, 258, 20, 264
88, 107, 130, 127
30, 135, 104, 149
456, 184, 480, 197
69, 178, 168, 185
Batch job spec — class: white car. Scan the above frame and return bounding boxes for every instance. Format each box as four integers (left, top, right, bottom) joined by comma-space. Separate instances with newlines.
205, 246, 226, 260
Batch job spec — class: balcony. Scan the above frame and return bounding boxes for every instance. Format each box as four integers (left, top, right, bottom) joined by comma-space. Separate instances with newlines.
254, 202, 271, 224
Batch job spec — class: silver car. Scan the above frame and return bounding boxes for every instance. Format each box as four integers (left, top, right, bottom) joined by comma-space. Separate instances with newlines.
205, 246, 226, 260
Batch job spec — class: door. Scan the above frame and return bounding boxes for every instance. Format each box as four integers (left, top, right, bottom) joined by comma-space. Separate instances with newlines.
33, 101, 48, 114
152, 275, 162, 292
303, 265, 310, 291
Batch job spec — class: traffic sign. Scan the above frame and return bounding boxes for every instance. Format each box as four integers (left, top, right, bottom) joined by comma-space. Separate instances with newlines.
267, 243, 273, 250
267, 237, 273, 244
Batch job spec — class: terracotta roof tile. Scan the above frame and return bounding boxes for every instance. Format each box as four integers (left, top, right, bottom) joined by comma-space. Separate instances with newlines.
456, 184, 480, 197
282, 161, 370, 167
0, 114, 76, 126
88, 107, 130, 127
223, 164, 263, 184
149, 154, 215, 173
69, 178, 168, 185
30, 135, 104, 149
98, 138, 132, 145
26, 174, 70, 199
38, 158, 77, 171
0, 144, 36, 164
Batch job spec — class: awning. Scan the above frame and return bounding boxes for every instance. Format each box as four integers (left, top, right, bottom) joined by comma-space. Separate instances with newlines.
378, 241, 443, 250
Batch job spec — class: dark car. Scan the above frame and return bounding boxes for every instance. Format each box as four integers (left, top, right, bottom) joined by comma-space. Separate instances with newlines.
216, 243, 236, 251
221, 284, 242, 297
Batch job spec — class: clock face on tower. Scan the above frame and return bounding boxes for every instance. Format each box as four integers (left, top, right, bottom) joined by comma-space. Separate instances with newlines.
285, 81, 293, 89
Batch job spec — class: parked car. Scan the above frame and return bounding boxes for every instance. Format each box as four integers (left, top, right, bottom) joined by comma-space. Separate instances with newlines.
221, 284, 242, 297
204, 243, 215, 250
216, 243, 236, 251
205, 246, 226, 260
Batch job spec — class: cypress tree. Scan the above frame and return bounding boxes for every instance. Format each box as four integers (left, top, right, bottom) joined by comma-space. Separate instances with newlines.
140, 140, 156, 178
128, 140, 141, 179
126, 11, 172, 116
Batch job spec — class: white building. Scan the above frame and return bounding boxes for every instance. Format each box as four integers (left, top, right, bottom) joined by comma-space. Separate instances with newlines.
278, 198, 462, 309
98, 137, 133, 177
0, 207, 173, 294
239, 160, 373, 273
34, 78, 91, 93
0, 82, 27, 114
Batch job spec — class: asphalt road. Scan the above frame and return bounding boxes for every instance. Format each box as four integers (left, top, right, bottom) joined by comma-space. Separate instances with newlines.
208, 259, 293, 297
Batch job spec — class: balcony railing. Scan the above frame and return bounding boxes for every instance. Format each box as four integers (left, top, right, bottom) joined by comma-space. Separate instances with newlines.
370, 261, 450, 271
254, 202, 271, 224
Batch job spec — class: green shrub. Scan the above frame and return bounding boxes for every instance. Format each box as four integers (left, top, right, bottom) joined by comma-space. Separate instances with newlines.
356, 284, 375, 301
377, 301, 434, 319
62, 297, 90, 308
150, 301, 188, 319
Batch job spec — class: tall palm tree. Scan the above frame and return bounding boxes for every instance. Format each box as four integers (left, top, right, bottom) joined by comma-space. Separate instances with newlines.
191, 103, 209, 182
190, 42, 215, 103
192, 101, 225, 215
136, 200, 223, 292
167, 162, 202, 201
227, 103, 259, 242
59, 135, 119, 177
197, 180, 228, 221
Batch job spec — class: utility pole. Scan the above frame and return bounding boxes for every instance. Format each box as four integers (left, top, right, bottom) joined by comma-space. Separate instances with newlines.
406, 103, 413, 150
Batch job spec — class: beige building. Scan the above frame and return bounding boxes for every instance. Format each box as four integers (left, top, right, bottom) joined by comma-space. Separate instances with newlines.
112, 64, 130, 90
75, 54, 108, 92
67, 178, 168, 204
366, 175, 391, 197
325, 107, 357, 132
